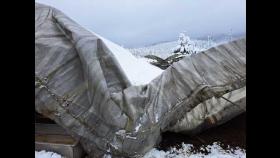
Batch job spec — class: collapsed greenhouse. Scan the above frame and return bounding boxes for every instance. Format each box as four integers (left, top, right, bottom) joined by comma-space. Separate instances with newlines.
35, 3, 246, 158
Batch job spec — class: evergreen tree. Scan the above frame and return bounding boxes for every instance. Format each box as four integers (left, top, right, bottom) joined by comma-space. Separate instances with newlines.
173, 33, 191, 54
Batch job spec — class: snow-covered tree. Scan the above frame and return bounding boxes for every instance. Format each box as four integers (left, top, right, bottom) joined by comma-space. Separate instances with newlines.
229, 29, 233, 41
173, 33, 195, 55
207, 35, 215, 48
225, 29, 233, 42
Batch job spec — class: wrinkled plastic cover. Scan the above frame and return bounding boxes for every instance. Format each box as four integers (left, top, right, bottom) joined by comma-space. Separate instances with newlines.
35, 3, 246, 158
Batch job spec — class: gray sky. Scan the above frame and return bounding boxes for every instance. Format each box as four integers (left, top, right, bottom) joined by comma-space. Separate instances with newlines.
36, 0, 246, 48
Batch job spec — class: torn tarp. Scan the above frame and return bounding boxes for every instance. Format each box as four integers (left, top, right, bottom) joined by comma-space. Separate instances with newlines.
35, 3, 246, 158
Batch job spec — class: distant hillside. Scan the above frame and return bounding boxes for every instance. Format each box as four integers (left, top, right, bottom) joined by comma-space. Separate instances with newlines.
128, 34, 245, 59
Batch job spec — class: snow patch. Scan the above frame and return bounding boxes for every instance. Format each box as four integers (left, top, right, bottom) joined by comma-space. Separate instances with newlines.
135, 123, 142, 132
103, 154, 112, 158
35, 150, 63, 158
143, 142, 246, 158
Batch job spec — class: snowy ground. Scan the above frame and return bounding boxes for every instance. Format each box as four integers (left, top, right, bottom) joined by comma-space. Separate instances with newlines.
35, 150, 63, 158
127, 36, 239, 59
129, 39, 214, 59
35, 142, 245, 158
143, 142, 245, 158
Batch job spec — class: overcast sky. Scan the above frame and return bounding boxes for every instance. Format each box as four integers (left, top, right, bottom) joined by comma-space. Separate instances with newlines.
36, 0, 246, 48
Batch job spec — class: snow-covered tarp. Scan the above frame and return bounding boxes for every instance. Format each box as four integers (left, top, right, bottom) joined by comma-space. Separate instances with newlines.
35, 3, 246, 158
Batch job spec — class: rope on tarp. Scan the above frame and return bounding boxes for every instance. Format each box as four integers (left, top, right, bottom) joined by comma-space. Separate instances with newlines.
220, 96, 246, 112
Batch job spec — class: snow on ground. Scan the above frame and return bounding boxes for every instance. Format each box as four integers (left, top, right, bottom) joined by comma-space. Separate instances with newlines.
35, 150, 63, 158
35, 142, 245, 158
129, 40, 205, 59
129, 39, 221, 59
143, 142, 246, 158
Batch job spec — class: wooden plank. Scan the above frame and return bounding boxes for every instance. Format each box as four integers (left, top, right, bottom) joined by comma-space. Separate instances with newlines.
35, 123, 68, 135
35, 123, 85, 158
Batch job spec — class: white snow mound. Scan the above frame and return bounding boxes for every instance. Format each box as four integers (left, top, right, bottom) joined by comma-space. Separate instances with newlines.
88, 30, 164, 86
35, 150, 63, 158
